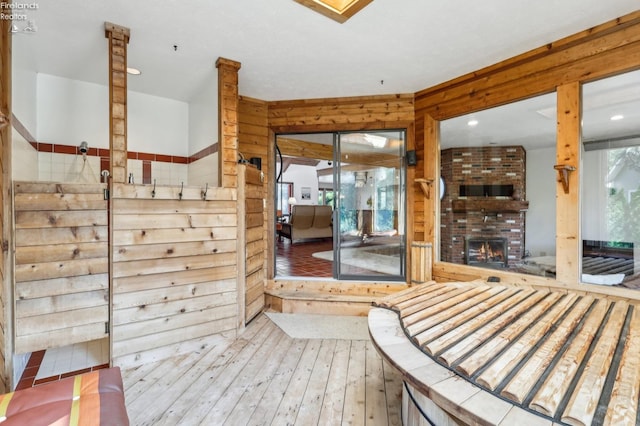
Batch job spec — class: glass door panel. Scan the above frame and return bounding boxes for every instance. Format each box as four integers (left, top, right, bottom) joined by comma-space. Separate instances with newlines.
581, 70, 640, 288
335, 130, 406, 280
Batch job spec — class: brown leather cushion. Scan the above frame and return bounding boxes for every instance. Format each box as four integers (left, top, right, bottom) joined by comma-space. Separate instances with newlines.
0, 367, 129, 425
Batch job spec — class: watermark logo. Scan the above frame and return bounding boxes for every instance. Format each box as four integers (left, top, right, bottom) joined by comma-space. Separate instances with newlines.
1, 2, 38, 33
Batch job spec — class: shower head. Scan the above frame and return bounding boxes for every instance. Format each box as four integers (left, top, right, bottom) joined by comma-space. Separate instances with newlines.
79, 141, 89, 154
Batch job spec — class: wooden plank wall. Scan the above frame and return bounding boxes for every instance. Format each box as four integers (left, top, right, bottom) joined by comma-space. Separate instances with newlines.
238, 96, 270, 279
414, 10, 640, 298
0, 12, 10, 392
239, 96, 269, 168
268, 94, 415, 134
13, 182, 109, 354
238, 165, 265, 323
111, 183, 239, 368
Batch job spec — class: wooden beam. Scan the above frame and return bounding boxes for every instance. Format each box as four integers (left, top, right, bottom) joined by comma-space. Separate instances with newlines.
277, 136, 401, 170
555, 83, 581, 285
104, 22, 130, 184
0, 4, 12, 392
216, 58, 241, 189
423, 114, 438, 248
277, 137, 333, 161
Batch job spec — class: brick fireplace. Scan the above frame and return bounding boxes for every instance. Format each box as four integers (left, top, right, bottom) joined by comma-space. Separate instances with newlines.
440, 146, 527, 269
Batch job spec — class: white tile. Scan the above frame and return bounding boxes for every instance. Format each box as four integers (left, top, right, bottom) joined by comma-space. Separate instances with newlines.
38, 152, 53, 181
35, 339, 109, 379
86, 340, 103, 366
101, 338, 109, 362
70, 343, 88, 370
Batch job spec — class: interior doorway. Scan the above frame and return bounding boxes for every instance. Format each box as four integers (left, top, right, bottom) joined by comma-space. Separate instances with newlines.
274, 130, 406, 281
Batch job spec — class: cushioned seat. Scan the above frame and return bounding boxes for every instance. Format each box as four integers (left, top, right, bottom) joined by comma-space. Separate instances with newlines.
0, 367, 129, 425
280, 205, 332, 243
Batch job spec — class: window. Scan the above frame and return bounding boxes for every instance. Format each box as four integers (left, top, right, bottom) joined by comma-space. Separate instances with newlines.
318, 188, 334, 206
581, 69, 640, 288
439, 92, 557, 277
276, 182, 293, 216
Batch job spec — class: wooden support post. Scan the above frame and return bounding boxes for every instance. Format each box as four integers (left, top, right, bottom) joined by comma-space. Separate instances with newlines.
423, 114, 439, 251
104, 22, 130, 184
216, 58, 241, 189
556, 82, 581, 285
0, 6, 12, 392
411, 242, 432, 284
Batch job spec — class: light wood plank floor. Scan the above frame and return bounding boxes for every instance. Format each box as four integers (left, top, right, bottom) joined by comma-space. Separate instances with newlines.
121, 314, 403, 425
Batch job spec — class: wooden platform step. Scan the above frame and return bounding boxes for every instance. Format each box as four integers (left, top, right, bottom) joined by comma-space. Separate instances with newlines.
264, 290, 379, 316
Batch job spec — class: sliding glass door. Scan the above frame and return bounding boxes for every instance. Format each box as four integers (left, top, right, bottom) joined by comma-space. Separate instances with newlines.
334, 130, 406, 280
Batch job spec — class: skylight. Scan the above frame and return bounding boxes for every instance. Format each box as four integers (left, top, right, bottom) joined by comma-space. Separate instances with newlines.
294, 0, 373, 23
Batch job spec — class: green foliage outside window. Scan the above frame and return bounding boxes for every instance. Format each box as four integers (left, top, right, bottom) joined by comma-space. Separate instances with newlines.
607, 147, 640, 243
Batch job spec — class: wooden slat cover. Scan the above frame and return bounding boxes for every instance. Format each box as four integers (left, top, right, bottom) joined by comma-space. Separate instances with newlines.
373, 281, 640, 425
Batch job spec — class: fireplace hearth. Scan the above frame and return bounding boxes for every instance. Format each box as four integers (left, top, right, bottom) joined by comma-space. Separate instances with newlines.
465, 237, 508, 268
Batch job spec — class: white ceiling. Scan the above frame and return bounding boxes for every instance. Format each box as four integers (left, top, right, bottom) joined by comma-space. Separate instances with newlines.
12, 0, 640, 103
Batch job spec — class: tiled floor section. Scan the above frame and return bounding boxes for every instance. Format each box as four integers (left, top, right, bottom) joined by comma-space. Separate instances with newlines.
16, 338, 109, 390
275, 238, 376, 277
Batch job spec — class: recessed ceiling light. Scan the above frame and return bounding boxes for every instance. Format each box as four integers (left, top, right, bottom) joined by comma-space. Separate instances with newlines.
467, 119, 479, 127
610, 114, 624, 121
127, 67, 142, 75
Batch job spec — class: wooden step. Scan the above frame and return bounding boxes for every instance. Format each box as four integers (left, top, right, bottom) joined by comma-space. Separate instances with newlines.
264, 290, 379, 316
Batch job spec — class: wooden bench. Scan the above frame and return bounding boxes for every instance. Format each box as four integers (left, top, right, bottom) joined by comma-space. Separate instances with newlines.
369, 281, 639, 425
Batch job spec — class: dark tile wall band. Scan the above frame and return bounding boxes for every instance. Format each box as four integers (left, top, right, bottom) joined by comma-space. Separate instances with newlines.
27, 141, 219, 164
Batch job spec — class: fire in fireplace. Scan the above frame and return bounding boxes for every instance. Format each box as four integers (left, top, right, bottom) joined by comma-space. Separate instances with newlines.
465, 237, 508, 268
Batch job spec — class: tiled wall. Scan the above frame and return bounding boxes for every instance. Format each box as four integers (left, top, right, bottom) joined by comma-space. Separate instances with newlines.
15, 140, 218, 186
188, 154, 219, 187
12, 135, 38, 181
38, 152, 103, 183
440, 146, 526, 267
